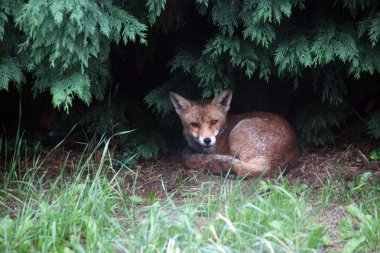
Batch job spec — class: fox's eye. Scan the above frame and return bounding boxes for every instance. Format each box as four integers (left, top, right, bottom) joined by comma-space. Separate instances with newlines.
190, 122, 199, 128
210, 120, 218, 126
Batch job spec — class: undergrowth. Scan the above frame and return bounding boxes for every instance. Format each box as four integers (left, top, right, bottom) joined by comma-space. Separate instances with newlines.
0, 135, 379, 253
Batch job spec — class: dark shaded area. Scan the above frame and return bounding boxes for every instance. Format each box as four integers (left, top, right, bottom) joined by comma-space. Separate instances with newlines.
0, 1, 379, 152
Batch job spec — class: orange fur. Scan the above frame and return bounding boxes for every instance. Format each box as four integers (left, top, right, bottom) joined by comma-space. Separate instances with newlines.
170, 90, 298, 178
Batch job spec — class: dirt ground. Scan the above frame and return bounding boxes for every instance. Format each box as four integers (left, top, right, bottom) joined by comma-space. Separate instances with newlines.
130, 143, 380, 196
22, 141, 379, 200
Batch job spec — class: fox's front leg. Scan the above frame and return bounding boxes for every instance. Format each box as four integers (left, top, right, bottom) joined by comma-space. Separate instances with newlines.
182, 152, 235, 176
182, 151, 269, 178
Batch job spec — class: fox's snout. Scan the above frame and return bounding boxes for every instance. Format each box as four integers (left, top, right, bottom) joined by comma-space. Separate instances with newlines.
198, 134, 216, 147
191, 129, 218, 147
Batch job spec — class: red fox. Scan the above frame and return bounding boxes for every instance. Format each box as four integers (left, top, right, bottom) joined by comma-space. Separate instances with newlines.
169, 90, 298, 178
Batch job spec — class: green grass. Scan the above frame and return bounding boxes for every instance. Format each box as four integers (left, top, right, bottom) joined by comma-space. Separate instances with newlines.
0, 136, 379, 252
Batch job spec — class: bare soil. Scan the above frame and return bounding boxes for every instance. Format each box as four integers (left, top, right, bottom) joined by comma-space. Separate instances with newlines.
126, 143, 380, 198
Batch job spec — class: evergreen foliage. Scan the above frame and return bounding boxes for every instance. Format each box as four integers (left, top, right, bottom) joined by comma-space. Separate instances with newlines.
0, 1, 25, 92
0, 0, 163, 159
0, 0, 150, 112
15, 0, 147, 111
146, 0, 167, 24
0, 57, 24, 90
1, 0, 380, 156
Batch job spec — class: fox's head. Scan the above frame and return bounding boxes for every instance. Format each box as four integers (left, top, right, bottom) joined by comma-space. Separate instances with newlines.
169, 90, 232, 153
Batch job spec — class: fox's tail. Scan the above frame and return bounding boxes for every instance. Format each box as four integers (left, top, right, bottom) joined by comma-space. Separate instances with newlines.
182, 153, 273, 178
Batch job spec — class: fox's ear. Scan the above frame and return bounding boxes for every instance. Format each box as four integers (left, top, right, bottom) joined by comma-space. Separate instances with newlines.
211, 90, 233, 112
169, 92, 192, 114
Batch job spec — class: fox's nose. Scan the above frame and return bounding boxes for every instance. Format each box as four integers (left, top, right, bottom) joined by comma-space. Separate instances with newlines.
204, 138, 211, 145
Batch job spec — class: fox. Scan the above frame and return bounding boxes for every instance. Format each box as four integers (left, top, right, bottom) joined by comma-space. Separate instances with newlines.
169, 90, 299, 178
